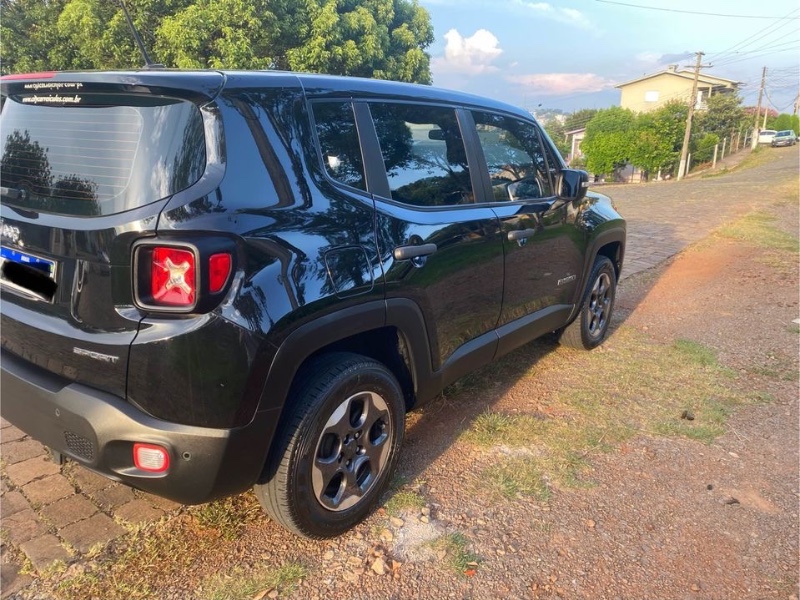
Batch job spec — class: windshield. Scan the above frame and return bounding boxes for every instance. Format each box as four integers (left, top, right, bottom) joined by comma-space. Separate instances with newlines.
0, 94, 206, 216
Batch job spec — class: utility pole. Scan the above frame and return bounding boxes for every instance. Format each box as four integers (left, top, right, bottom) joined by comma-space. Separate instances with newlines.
752, 66, 767, 149
677, 51, 705, 181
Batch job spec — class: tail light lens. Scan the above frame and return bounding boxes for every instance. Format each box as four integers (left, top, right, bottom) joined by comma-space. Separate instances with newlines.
133, 239, 235, 313
151, 247, 196, 306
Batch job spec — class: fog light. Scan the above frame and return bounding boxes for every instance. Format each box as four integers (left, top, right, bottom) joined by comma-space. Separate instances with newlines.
133, 443, 170, 473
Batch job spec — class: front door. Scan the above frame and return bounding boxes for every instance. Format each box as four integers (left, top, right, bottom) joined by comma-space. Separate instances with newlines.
470, 111, 584, 338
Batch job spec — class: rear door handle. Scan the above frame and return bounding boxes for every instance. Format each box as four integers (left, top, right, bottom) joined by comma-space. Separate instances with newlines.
507, 229, 536, 242
393, 243, 437, 261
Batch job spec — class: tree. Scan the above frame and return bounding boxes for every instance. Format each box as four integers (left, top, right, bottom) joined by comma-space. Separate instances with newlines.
692, 133, 719, 164
630, 101, 687, 176
0, 0, 72, 73
543, 121, 569, 158
156, 0, 276, 70
580, 107, 637, 177
769, 113, 800, 135
563, 108, 598, 132
696, 93, 746, 140
541, 109, 599, 160
1, 0, 434, 83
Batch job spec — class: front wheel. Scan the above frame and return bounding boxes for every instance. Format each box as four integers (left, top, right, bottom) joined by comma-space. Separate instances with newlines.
559, 256, 617, 350
255, 352, 405, 538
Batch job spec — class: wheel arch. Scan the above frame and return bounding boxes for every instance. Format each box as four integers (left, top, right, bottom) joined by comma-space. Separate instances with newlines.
255, 299, 436, 477
568, 227, 625, 323
267, 299, 436, 411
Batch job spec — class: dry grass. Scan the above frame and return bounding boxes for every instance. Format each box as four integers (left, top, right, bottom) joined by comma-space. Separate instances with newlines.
463, 327, 748, 498
202, 562, 308, 600
58, 494, 265, 600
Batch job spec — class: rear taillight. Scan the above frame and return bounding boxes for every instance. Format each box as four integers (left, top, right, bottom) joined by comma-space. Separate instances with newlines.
133, 239, 235, 313
208, 253, 232, 294
151, 247, 196, 307
133, 443, 170, 473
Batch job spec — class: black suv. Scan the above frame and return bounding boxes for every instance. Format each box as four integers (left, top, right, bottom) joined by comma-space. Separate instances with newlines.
0, 71, 625, 538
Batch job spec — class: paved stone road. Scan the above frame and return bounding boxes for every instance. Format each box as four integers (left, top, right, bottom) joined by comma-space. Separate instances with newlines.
607, 147, 785, 281
1, 145, 797, 597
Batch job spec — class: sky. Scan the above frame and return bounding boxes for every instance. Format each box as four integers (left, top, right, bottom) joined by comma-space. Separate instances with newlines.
419, 0, 800, 115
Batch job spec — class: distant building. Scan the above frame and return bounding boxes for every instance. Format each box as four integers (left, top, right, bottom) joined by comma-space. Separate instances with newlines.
564, 127, 586, 164
616, 65, 741, 113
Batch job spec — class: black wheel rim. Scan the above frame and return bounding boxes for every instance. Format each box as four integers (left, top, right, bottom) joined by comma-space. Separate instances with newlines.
312, 391, 393, 512
586, 271, 612, 339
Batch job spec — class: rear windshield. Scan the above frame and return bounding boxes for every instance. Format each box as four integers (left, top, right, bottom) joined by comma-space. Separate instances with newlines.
0, 94, 206, 216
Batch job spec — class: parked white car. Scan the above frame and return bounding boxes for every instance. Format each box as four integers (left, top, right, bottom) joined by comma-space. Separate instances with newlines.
758, 129, 777, 144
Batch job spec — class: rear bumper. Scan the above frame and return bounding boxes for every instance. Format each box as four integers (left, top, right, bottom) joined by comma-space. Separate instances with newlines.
1, 349, 278, 504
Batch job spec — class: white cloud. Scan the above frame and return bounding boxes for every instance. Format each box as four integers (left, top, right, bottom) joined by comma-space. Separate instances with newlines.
635, 51, 693, 69
507, 73, 615, 96
432, 28, 504, 75
513, 0, 591, 28
635, 51, 662, 64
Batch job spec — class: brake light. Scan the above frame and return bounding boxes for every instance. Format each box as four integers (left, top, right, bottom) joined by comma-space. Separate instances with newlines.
151, 247, 196, 306
1, 71, 56, 80
134, 239, 235, 313
133, 443, 170, 473
208, 253, 232, 293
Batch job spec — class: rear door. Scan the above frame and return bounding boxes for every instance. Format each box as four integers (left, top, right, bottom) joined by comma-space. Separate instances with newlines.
361, 101, 505, 378
0, 72, 221, 398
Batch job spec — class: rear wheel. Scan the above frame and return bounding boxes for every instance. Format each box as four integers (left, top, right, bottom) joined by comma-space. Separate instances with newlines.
256, 353, 405, 538
559, 256, 617, 350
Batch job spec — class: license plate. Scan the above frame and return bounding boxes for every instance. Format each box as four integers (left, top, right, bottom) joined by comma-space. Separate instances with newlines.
0, 246, 58, 301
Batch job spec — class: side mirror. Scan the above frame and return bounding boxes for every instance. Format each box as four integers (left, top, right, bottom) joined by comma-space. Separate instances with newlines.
559, 169, 589, 201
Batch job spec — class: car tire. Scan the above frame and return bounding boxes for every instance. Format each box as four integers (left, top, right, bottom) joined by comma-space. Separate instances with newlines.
255, 352, 405, 538
559, 256, 617, 350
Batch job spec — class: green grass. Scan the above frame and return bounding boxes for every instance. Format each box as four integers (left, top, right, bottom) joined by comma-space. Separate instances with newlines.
717, 211, 799, 253
483, 457, 551, 501
385, 489, 426, 516
672, 338, 718, 367
202, 562, 308, 600
432, 533, 481, 575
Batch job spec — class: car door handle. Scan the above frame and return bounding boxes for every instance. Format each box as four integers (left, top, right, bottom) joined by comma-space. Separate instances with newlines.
393, 243, 437, 261
507, 229, 536, 242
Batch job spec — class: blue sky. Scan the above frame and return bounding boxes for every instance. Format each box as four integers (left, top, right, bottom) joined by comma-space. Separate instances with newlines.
419, 0, 800, 114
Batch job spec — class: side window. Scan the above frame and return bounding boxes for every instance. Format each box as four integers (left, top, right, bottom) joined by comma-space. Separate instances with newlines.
472, 111, 554, 201
369, 103, 473, 207
540, 130, 564, 185
311, 101, 366, 191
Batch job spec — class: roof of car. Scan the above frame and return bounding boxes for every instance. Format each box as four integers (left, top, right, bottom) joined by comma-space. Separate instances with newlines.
1, 69, 535, 122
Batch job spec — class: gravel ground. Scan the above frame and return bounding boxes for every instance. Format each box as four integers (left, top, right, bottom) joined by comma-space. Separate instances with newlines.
4, 148, 798, 600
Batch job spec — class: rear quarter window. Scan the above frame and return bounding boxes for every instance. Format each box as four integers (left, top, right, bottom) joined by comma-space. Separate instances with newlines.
0, 94, 206, 216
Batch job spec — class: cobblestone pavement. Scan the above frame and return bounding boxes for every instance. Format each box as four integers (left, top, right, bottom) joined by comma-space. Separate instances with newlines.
601, 146, 766, 281
0, 145, 796, 597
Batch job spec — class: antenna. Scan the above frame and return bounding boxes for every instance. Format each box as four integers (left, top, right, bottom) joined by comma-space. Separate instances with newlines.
116, 0, 164, 69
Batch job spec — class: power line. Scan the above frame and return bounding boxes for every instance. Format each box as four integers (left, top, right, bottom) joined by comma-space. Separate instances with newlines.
712, 45, 800, 68
707, 8, 800, 63
713, 31, 800, 67
594, 0, 800, 20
